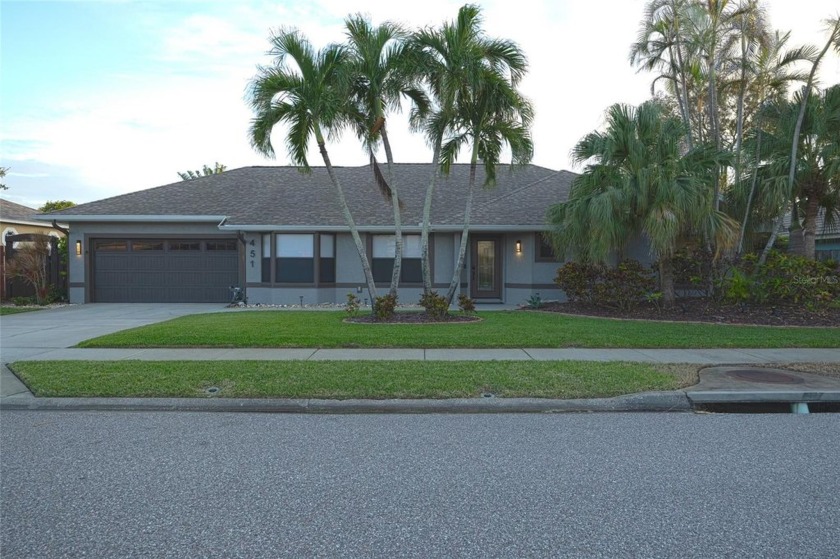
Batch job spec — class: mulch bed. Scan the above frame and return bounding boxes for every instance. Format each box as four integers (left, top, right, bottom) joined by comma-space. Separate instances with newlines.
535, 299, 840, 327
346, 313, 481, 324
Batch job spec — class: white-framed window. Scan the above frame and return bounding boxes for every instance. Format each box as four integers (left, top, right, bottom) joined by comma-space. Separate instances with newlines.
372, 234, 422, 283
275, 234, 314, 283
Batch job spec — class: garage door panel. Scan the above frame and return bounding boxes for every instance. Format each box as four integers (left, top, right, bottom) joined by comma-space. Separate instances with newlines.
93, 238, 239, 303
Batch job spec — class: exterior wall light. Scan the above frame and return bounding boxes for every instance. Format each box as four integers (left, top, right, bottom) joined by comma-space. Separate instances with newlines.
75, 240, 82, 256
515, 240, 522, 254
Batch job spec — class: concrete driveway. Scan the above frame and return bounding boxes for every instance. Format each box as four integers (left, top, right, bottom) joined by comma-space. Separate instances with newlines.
1, 304, 226, 363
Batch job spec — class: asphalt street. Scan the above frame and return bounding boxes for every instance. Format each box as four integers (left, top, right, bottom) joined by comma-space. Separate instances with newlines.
2, 411, 838, 558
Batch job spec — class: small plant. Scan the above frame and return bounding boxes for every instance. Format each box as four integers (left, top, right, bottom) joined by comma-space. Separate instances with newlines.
526, 292, 542, 309
12, 296, 33, 307
419, 291, 449, 320
345, 293, 360, 317
645, 291, 663, 312
457, 294, 476, 315
372, 293, 397, 321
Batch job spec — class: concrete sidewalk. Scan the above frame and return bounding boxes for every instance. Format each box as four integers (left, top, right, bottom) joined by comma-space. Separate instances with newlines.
2, 304, 838, 413
5, 347, 840, 363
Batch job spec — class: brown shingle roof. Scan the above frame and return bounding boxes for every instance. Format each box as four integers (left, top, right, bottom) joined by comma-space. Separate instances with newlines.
0, 198, 39, 223
46, 164, 574, 229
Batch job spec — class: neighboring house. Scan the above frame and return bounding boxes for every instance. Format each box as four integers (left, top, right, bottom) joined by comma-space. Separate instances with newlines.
815, 209, 840, 262
39, 163, 592, 305
1, 198, 66, 300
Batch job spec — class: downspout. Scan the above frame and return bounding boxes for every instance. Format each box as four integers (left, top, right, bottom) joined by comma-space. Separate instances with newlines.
51, 220, 69, 236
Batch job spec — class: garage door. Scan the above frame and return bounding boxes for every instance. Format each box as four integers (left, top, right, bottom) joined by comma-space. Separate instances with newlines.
92, 238, 239, 303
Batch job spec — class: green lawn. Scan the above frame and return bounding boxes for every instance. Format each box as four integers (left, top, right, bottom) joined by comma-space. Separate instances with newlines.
0, 306, 43, 316
77, 310, 840, 349
10, 360, 693, 399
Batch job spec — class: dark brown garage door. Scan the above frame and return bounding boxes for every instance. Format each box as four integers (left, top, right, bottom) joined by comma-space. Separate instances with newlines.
92, 238, 239, 303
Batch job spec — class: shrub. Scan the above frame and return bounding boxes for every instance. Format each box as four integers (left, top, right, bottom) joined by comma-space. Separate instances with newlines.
372, 293, 397, 321
345, 293, 360, 317
526, 293, 542, 309
554, 260, 655, 311
721, 251, 839, 308
12, 296, 33, 307
457, 294, 476, 315
5, 237, 50, 304
419, 291, 449, 320
553, 261, 595, 304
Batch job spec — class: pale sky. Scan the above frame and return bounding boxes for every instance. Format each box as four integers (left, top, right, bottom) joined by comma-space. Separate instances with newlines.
2, 0, 839, 209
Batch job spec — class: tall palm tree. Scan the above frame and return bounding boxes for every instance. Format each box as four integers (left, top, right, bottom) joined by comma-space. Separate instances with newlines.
733, 31, 811, 254
548, 101, 736, 307
755, 84, 840, 260
344, 15, 428, 297
410, 4, 529, 298
247, 28, 378, 301
440, 70, 533, 304
760, 17, 840, 263
630, 0, 696, 149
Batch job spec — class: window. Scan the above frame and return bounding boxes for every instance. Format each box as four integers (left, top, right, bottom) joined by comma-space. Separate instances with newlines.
95, 240, 128, 252
206, 240, 237, 251
372, 235, 422, 283
319, 234, 336, 283
276, 234, 314, 283
536, 234, 559, 262
261, 234, 271, 283
132, 241, 164, 251
169, 241, 201, 251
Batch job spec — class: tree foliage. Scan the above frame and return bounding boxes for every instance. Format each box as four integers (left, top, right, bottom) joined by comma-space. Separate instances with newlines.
5, 236, 51, 304
39, 200, 75, 213
548, 100, 736, 306
178, 162, 227, 181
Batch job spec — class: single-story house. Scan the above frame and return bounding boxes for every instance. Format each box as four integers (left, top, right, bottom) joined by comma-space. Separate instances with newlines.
40, 163, 643, 306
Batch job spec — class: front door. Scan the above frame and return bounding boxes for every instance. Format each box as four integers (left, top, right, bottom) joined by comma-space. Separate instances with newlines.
470, 236, 502, 299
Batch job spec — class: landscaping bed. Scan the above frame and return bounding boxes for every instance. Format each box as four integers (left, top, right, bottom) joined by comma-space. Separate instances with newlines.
536, 299, 840, 327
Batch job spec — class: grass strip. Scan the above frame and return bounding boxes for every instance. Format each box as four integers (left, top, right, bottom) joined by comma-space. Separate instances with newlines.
9, 360, 694, 400
76, 310, 840, 349
0, 307, 43, 316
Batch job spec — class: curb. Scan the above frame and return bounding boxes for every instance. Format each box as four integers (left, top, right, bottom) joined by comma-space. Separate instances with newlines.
0, 391, 693, 414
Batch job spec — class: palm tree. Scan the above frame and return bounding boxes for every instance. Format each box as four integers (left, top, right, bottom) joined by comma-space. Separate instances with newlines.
410, 4, 529, 298
732, 31, 811, 255
247, 28, 378, 301
344, 15, 428, 297
755, 84, 840, 260
440, 70, 533, 304
760, 18, 840, 263
548, 100, 736, 307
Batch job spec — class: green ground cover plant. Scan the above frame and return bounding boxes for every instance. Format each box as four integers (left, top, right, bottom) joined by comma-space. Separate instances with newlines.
0, 306, 44, 316
76, 311, 840, 349
10, 360, 691, 399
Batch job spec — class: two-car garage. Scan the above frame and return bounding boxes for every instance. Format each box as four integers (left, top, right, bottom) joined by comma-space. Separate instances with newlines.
91, 238, 239, 303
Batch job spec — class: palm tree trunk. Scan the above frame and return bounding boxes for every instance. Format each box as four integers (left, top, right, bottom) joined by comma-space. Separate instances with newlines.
380, 126, 402, 297
787, 200, 804, 256
759, 201, 788, 265
733, 30, 748, 222
801, 195, 819, 260
445, 143, 479, 305
736, 114, 763, 256
420, 138, 442, 295
315, 128, 377, 302
659, 256, 676, 308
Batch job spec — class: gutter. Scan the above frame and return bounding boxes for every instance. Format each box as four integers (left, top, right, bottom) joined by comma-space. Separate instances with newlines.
33, 215, 228, 223
218, 224, 553, 233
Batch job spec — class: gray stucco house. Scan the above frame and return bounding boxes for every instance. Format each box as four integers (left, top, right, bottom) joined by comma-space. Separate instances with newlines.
41, 163, 577, 306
